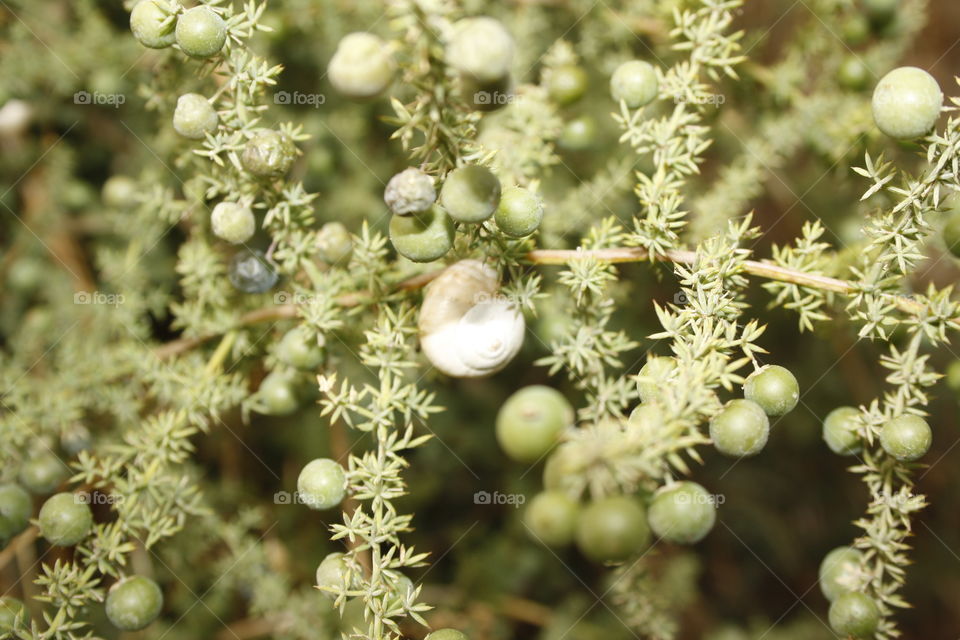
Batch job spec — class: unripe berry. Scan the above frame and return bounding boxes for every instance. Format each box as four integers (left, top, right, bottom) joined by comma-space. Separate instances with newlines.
0, 597, 28, 632
388, 206, 454, 263
175, 6, 227, 59
228, 249, 278, 293
871, 66, 942, 140
425, 630, 468, 640
297, 458, 346, 510
879, 414, 931, 461
637, 356, 677, 403
384, 167, 436, 216
315, 552, 353, 599
558, 115, 596, 151
317, 222, 354, 265
822, 407, 862, 456
38, 492, 93, 546
0, 484, 31, 543
524, 491, 579, 547
542, 443, 579, 491
494, 186, 543, 237
610, 60, 658, 108
547, 65, 588, 105
447, 17, 514, 83
19, 451, 69, 494
102, 175, 139, 208
440, 165, 501, 224
495, 386, 573, 463
173, 93, 218, 139
941, 201, 960, 258
211, 202, 255, 244
276, 327, 324, 370
828, 592, 879, 638
819, 546, 863, 602
709, 399, 770, 457
743, 364, 799, 416
130, 0, 176, 49
241, 129, 296, 178
106, 575, 163, 631
328, 32, 395, 99
575, 496, 650, 563
838, 57, 870, 91
646, 481, 716, 544
257, 371, 298, 415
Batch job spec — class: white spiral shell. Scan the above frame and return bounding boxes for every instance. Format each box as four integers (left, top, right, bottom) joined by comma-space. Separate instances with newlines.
419, 260, 525, 378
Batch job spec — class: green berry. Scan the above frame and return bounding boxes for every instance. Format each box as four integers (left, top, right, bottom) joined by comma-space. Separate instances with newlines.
941, 203, 960, 258
542, 443, 579, 491
241, 129, 296, 178
946, 358, 960, 392
610, 60, 658, 108
628, 403, 664, 436
175, 6, 226, 58
106, 575, 163, 631
19, 451, 69, 494
547, 65, 588, 105
743, 365, 799, 416
257, 371, 299, 415
173, 93, 218, 139
841, 15, 870, 46
0, 597, 28, 632
495, 386, 573, 463
819, 546, 863, 602
425, 630, 468, 640
838, 57, 870, 91
524, 491, 579, 547
276, 327, 324, 370
297, 458, 346, 510
871, 66, 943, 139
558, 115, 596, 151
0, 484, 32, 543
822, 407, 863, 456
328, 32, 395, 99
864, 0, 898, 22
317, 222, 354, 265
130, 0, 176, 49
102, 175, 138, 208
388, 205, 454, 263
828, 592, 879, 638
439, 165, 501, 223
61, 424, 92, 456
637, 356, 677, 404
447, 17, 514, 83
709, 399, 770, 457
494, 186, 543, 237
575, 496, 650, 563
38, 492, 92, 547
879, 414, 931, 461
384, 167, 436, 216
646, 481, 716, 545
211, 201, 255, 244
315, 552, 353, 599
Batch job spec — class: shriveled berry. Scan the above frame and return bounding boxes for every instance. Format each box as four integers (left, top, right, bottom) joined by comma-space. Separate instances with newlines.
173, 93, 218, 139
175, 6, 226, 58
241, 129, 296, 178
211, 202, 255, 244
297, 458, 346, 510
389, 206, 454, 263
384, 167, 436, 216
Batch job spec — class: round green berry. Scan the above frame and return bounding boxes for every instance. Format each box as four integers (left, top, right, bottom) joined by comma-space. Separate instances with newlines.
646, 481, 716, 545
276, 327, 324, 370
173, 93, 218, 140
819, 546, 863, 602
628, 403, 664, 436
0, 484, 32, 543
941, 205, 960, 259
211, 201, 255, 244
841, 15, 870, 46
384, 167, 436, 216
558, 115, 596, 151
102, 175, 138, 208
175, 6, 226, 58
38, 492, 92, 547
709, 399, 770, 457
743, 365, 799, 417
0, 597, 28, 632
19, 451, 69, 494
388, 205, 454, 263
328, 32, 395, 99
494, 186, 543, 237
524, 491, 579, 547
542, 443, 579, 491
828, 592, 879, 639
106, 575, 163, 631
61, 424, 92, 456
317, 221, 354, 265
425, 630, 468, 640
946, 358, 960, 392
871, 66, 943, 139
547, 65, 588, 105
822, 407, 863, 456
879, 414, 931, 461
315, 552, 353, 599
130, 0, 176, 49
495, 386, 573, 463
241, 129, 296, 178
575, 496, 650, 563
637, 356, 677, 404
447, 17, 514, 83
257, 371, 298, 415
440, 165, 501, 224
297, 458, 346, 510
838, 57, 870, 91
610, 60, 658, 108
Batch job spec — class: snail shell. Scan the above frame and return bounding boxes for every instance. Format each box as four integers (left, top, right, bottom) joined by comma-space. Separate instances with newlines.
419, 260, 525, 378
